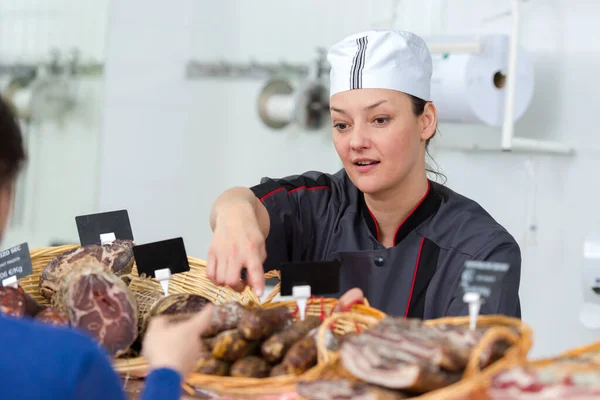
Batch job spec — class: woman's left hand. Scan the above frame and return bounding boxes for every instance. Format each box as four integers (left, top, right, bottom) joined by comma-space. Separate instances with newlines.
333, 288, 365, 312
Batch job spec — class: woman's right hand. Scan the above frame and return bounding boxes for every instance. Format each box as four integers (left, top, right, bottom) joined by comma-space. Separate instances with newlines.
206, 202, 268, 297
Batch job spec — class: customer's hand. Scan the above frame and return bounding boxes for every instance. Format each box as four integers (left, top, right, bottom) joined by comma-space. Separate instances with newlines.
206, 203, 267, 296
142, 304, 214, 377
333, 288, 365, 312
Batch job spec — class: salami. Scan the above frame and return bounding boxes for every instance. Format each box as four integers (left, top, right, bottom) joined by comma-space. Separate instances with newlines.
261, 316, 321, 363
212, 329, 259, 362
59, 262, 138, 357
278, 334, 318, 376
238, 306, 292, 340
17, 286, 44, 317
201, 302, 248, 338
230, 356, 271, 378
36, 307, 69, 326
297, 379, 409, 400
150, 293, 210, 316
0, 286, 26, 317
195, 352, 231, 376
39, 240, 134, 302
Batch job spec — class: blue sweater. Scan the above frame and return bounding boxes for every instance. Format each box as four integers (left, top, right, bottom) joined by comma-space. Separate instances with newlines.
0, 315, 182, 399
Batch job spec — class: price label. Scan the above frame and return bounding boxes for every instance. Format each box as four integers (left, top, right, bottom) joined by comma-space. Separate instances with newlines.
0, 243, 32, 285
75, 210, 134, 246
455, 260, 510, 301
133, 237, 190, 278
279, 259, 341, 296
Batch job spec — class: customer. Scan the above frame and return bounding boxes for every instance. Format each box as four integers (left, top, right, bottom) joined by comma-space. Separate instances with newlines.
0, 96, 211, 399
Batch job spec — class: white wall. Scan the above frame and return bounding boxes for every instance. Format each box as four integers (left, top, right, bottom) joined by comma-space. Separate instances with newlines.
99, 0, 600, 358
1, 0, 110, 248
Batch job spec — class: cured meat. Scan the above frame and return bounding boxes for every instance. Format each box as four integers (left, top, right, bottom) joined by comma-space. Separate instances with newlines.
341, 336, 461, 393
212, 329, 259, 362
230, 356, 271, 378
261, 316, 321, 363
278, 333, 318, 376
488, 362, 600, 399
36, 307, 69, 326
297, 379, 409, 400
0, 286, 26, 317
270, 363, 288, 377
201, 302, 248, 338
17, 286, 45, 317
195, 350, 231, 376
238, 306, 292, 340
59, 262, 138, 357
150, 293, 210, 316
39, 240, 134, 301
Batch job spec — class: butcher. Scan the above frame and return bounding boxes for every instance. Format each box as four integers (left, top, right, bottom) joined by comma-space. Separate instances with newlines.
207, 29, 521, 319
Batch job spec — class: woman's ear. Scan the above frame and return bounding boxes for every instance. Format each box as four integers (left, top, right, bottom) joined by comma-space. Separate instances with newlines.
420, 102, 437, 141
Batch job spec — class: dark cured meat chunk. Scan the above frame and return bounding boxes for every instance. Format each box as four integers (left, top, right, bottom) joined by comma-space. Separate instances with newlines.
39, 240, 134, 302
17, 286, 45, 317
195, 349, 230, 376
201, 302, 248, 338
238, 306, 292, 340
297, 379, 409, 400
60, 263, 138, 357
36, 307, 69, 326
0, 286, 26, 317
230, 356, 271, 378
261, 316, 321, 363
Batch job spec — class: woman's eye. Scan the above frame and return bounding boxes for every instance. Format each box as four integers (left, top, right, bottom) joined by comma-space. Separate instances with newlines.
333, 122, 348, 130
374, 117, 389, 125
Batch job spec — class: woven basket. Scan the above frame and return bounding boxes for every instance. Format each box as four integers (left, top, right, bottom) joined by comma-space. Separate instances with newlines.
298, 312, 533, 400
20, 244, 387, 396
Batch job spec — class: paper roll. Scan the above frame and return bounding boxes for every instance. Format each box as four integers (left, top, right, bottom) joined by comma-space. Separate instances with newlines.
429, 35, 534, 127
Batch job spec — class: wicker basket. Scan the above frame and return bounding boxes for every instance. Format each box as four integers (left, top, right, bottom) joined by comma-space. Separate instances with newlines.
20, 244, 387, 396
298, 312, 533, 400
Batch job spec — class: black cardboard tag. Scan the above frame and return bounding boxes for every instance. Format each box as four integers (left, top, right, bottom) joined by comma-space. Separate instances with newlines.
75, 210, 134, 246
0, 243, 32, 285
132, 237, 190, 278
280, 259, 341, 296
455, 260, 510, 301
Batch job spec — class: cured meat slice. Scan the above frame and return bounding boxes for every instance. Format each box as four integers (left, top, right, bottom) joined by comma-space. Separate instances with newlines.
488, 362, 600, 399
36, 307, 69, 326
59, 262, 138, 357
39, 240, 134, 302
17, 286, 45, 317
150, 293, 210, 316
0, 286, 26, 317
341, 335, 461, 393
296, 379, 408, 400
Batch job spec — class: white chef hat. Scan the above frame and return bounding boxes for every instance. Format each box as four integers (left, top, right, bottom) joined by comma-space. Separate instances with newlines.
327, 29, 433, 101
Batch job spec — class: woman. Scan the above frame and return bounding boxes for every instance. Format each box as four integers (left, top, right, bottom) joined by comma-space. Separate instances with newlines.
207, 29, 521, 319
0, 96, 213, 399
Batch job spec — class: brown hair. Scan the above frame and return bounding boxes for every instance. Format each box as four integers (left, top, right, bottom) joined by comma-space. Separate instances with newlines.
409, 95, 446, 184
0, 97, 26, 187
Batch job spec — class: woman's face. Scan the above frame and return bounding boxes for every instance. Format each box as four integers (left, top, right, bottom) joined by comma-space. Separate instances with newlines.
330, 88, 436, 196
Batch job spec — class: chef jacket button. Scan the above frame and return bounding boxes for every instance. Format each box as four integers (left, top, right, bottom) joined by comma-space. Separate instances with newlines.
374, 256, 385, 267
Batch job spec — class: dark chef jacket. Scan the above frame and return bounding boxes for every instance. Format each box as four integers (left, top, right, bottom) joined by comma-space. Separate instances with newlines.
250, 169, 521, 320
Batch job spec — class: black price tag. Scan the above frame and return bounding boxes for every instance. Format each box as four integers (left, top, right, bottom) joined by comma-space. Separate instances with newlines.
279, 259, 341, 296
75, 210, 134, 246
455, 260, 510, 301
0, 243, 33, 285
132, 237, 190, 278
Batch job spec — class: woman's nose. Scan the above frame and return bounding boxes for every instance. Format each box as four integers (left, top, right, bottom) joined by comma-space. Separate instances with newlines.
349, 127, 370, 150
